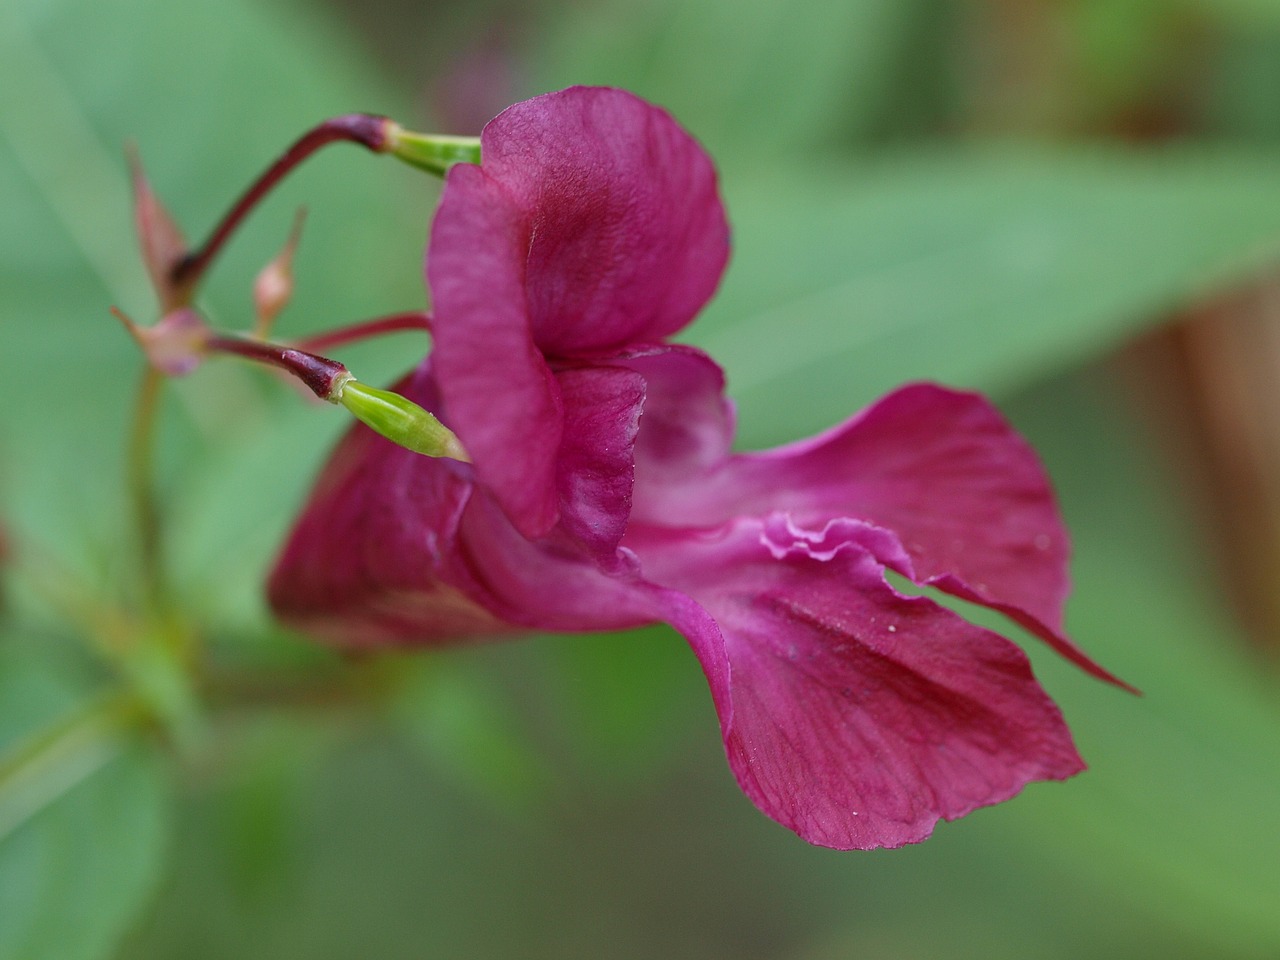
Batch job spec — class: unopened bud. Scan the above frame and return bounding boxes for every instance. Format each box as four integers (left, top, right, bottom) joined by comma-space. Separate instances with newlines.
253, 209, 306, 337
333, 379, 469, 461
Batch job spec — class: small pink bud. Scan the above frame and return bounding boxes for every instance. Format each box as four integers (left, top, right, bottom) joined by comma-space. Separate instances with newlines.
253, 209, 306, 337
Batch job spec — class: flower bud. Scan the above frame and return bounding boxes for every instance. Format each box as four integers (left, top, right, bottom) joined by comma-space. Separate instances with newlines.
253, 209, 305, 337
112, 307, 210, 377
333, 379, 469, 461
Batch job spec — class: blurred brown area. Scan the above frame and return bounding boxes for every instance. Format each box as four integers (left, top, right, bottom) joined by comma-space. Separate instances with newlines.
962, 0, 1280, 652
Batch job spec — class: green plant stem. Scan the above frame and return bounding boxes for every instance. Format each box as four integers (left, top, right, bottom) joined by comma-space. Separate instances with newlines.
127, 366, 169, 622
172, 114, 392, 294
0, 691, 146, 842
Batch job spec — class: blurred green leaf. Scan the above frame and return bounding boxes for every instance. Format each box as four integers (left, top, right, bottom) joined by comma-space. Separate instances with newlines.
0, 0, 430, 588
0, 640, 171, 960
991, 374, 1280, 956
687, 149, 1280, 446
531, 0, 919, 157
542, 626, 706, 785
390, 653, 553, 814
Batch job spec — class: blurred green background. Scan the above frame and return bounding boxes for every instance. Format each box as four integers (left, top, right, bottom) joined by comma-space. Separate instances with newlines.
3, 0, 1280, 957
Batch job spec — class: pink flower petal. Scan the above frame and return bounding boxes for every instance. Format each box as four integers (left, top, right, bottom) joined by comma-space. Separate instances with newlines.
267, 365, 502, 647
550, 363, 645, 558
632, 518, 1086, 850
633, 381, 1128, 689
428, 165, 563, 539
427, 86, 729, 538
620, 345, 736, 493
477, 86, 730, 354
269, 362, 655, 644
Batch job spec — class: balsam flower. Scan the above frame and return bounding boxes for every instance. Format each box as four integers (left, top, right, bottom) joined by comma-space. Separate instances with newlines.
269, 86, 1125, 850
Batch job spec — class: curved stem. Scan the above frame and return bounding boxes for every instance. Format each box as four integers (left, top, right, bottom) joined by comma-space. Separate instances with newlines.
292, 311, 432, 353
205, 334, 350, 400
172, 114, 391, 295
0, 691, 146, 842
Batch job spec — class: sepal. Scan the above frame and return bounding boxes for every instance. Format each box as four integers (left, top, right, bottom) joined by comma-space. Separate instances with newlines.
111, 307, 210, 377
127, 148, 191, 312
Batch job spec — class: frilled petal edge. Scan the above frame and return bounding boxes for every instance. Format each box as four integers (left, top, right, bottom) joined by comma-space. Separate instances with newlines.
630, 380, 1131, 691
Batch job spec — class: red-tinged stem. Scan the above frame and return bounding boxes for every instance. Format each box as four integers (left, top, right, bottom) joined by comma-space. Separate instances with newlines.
172, 114, 391, 295
291, 311, 432, 353
205, 335, 349, 400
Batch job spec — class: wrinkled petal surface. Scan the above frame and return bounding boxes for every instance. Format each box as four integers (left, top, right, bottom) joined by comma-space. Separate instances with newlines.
551, 363, 644, 560
427, 86, 729, 538
631, 518, 1086, 850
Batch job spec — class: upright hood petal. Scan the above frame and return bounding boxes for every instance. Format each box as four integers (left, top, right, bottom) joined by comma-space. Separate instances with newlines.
427, 86, 730, 538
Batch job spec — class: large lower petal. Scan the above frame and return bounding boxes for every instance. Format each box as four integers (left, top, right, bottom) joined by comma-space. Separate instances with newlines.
632, 518, 1086, 850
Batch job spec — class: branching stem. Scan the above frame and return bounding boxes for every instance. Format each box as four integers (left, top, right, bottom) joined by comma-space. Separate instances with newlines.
172, 114, 391, 294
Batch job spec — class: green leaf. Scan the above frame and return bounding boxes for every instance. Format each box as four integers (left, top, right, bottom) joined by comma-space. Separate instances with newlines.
987, 374, 1280, 956
390, 654, 554, 814
686, 148, 1280, 445
0, 0, 430, 612
530, 0, 920, 157
0, 641, 171, 960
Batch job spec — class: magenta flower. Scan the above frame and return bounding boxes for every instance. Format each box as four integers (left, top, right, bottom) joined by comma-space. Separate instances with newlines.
269, 86, 1125, 850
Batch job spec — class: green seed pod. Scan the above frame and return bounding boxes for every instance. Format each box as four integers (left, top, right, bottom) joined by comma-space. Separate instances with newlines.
335, 379, 469, 461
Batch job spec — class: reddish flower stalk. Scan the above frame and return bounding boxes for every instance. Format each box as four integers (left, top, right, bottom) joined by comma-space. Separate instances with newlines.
203, 334, 350, 400
292, 311, 432, 354
171, 114, 392, 296
203, 334, 466, 461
